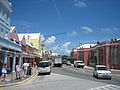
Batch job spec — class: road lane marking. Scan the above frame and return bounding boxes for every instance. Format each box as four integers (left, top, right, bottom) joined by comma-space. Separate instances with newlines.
87, 84, 120, 90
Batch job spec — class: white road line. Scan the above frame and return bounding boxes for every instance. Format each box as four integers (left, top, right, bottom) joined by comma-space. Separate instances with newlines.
87, 84, 120, 90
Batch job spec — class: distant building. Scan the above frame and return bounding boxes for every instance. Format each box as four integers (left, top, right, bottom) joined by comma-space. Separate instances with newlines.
71, 44, 96, 65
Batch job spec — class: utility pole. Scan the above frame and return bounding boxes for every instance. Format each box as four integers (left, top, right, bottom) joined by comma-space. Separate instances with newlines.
41, 43, 45, 60
40, 32, 67, 60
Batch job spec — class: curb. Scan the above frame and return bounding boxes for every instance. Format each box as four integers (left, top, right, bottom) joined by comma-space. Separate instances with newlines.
84, 66, 94, 70
0, 72, 38, 87
111, 69, 120, 72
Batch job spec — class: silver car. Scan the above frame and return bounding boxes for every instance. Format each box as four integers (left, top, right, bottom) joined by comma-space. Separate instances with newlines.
93, 65, 112, 79
38, 61, 51, 75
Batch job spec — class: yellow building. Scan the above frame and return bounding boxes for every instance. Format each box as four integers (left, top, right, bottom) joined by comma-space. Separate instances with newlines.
18, 33, 41, 50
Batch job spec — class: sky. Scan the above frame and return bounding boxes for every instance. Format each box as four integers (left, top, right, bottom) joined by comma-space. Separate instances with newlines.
9, 0, 120, 55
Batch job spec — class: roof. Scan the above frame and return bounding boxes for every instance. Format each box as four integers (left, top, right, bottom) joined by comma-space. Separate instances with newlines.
77, 44, 96, 48
18, 33, 41, 40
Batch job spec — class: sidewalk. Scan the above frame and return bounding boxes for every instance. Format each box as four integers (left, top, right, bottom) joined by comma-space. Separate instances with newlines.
0, 67, 38, 87
84, 65, 120, 72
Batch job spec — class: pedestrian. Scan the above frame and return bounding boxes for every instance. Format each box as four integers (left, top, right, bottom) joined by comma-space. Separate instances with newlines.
16, 62, 21, 79
22, 62, 29, 77
27, 64, 31, 75
2, 63, 7, 81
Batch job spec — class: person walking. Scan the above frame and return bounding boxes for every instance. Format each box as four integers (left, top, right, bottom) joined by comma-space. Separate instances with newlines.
22, 62, 29, 78
16, 62, 21, 79
2, 63, 7, 81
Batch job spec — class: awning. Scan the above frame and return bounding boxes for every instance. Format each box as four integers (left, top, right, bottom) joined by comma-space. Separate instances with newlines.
0, 37, 21, 52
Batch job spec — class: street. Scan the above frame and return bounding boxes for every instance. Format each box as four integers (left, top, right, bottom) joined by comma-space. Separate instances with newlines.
4, 65, 120, 90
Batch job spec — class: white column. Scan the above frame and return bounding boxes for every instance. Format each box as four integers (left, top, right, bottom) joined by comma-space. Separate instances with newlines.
12, 53, 16, 72
19, 54, 22, 68
4, 52, 8, 64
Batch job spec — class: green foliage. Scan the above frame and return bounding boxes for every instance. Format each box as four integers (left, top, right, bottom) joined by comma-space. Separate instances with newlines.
89, 56, 97, 63
89, 56, 97, 67
62, 55, 71, 61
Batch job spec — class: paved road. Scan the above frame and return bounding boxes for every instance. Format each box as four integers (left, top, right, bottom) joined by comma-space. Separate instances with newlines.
3, 65, 120, 90
55, 65, 120, 85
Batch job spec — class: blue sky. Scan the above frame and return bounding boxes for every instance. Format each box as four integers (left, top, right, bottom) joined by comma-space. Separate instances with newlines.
9, 0, 120, 55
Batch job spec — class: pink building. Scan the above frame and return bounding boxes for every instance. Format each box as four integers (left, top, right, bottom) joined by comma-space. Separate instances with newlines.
71, 39, 120, 69
71, 44, 96, 65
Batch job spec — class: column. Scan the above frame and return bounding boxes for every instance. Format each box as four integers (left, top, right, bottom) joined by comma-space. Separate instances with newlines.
19, 54, 22, 68
106, 46, 110, 67
12, 53, 16, 72
4, 52, 8, 64
96, 50, 99, 64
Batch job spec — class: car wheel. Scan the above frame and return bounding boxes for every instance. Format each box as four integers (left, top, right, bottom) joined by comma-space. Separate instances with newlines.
48, 72, 51, 75
96, 74, 99, 79
109, 77, 112, 80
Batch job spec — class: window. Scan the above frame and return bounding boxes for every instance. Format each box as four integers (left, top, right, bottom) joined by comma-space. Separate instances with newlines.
5, 31, 8, 39
0, 28, 4, 33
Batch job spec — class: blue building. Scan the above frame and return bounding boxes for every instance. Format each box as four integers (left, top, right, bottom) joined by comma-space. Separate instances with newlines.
0, 0, 21, 74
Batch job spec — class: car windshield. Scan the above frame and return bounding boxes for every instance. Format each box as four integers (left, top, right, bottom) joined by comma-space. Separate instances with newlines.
97, 67, 108, 70
39, 62, 49, 67
76, 61, 83, 64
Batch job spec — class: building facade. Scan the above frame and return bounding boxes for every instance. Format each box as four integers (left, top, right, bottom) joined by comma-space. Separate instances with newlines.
18, 33, 42, 66
0, 0, 22, 74
71, 39, 120, 69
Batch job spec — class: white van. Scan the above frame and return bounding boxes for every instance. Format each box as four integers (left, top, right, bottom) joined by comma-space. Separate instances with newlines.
38, 61, 51, 75
74, 61, 85, 68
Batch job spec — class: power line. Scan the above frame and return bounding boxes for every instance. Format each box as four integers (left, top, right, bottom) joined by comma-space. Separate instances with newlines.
44, 32, 67, 37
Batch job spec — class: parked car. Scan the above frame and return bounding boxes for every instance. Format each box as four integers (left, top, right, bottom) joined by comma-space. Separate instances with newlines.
66, 61, 71, 66
38, 61, 51, 75
62, 59, 67, 64
74, 61, 85, 68
93, 65, 112, 79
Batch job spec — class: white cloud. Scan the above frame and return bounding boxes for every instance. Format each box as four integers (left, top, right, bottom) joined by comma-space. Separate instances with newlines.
74, 0, 87, 7
52, 41, 72, 55
44, 36, 56, 45
81, 26, 93, 33
101, 27, 119, 34
68, 31, 78, 36
62, 42, 72, 49
53, 46, 59, 50
41, 34, 45, 42
65, 49, 71, 54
